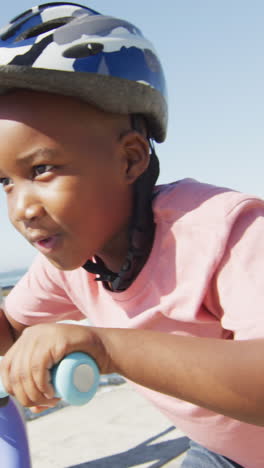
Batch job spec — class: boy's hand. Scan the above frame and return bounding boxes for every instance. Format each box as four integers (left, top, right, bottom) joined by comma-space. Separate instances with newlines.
0, 323, 112, 408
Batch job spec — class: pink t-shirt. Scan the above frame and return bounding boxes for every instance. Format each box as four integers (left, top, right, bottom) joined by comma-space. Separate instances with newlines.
6, 179, 264, 467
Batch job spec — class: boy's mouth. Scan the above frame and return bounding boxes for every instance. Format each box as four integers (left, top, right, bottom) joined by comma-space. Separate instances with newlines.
33, 235, 60, 251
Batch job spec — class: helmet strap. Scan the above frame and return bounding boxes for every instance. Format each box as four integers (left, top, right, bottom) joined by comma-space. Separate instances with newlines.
83, 117, 159, 291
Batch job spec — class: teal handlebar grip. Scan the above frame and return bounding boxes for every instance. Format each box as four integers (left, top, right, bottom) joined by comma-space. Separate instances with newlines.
0, 352, 100, 406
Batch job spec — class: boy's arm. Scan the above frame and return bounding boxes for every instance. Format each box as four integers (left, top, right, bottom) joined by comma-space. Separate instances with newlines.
96, 327, 264, 426
0, 308, 27, 355
2, 321, 264, 425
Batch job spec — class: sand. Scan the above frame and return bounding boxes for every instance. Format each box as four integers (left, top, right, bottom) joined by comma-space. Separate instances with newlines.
26, 383, 188, 467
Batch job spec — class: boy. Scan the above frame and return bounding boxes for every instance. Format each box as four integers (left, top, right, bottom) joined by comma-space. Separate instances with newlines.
0, 3, 264, 467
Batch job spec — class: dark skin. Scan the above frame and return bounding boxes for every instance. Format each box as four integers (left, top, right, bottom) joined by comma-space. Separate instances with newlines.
0, 89, 150, 409
0, 91, 264, 424
0, 92, 150, 272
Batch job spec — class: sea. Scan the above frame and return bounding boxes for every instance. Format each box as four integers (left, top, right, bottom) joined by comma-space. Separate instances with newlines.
0, 268, 125, 420
0, 268, 27, 289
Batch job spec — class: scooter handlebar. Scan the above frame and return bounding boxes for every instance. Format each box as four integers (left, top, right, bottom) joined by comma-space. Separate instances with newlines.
0, 352, 100, 406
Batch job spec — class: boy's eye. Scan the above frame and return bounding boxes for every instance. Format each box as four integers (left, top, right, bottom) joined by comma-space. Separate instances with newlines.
0, 177, 12, 187
33, 164, 54, 177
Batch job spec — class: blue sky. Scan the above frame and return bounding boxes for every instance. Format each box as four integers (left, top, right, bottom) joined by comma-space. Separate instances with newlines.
0, 1, 263, 271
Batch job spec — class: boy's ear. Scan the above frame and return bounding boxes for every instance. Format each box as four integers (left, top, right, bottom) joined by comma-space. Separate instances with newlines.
119, 131, 150, 184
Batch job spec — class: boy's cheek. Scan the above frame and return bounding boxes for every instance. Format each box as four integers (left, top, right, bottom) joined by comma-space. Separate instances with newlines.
9, 218, 27, 240
8, 213, 20, 232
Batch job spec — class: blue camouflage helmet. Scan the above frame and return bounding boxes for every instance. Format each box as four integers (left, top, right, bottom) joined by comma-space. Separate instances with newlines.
0, 2, 168, 142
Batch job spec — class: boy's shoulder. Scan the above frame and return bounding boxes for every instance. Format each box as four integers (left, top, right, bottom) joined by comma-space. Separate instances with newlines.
152, 178, 263, 226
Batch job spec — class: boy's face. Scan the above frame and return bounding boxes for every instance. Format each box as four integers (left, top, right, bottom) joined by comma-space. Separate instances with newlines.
0, 91, 140, 271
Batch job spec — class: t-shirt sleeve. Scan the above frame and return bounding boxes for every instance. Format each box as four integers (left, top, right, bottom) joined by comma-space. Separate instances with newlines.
206, 204, 264, 340
5, 254, 85, 326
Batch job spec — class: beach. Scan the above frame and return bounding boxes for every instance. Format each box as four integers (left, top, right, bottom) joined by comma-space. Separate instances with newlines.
26, 383, 188, 467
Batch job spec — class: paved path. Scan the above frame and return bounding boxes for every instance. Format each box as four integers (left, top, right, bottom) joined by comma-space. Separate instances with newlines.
27, 383, 189, 467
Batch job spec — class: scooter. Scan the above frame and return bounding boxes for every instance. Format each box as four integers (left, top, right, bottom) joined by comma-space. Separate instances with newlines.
0, 352, 100, 467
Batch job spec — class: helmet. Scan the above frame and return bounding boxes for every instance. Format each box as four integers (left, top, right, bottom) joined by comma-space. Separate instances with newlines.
0, 2, 168, 142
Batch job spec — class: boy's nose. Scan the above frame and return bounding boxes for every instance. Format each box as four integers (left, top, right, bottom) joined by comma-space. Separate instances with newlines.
12, 187, 45, 223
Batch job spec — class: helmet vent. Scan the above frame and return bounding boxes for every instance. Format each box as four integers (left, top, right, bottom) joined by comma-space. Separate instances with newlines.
38, 2, 93, 10
10, 9, 32, 24
10, 3, 98, 25
1, 14, 39, 41
14, 18, 71, 42
63, 42, 103, 58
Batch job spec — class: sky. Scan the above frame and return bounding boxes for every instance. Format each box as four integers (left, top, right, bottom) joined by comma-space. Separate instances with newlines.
0, 0, 263, 271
